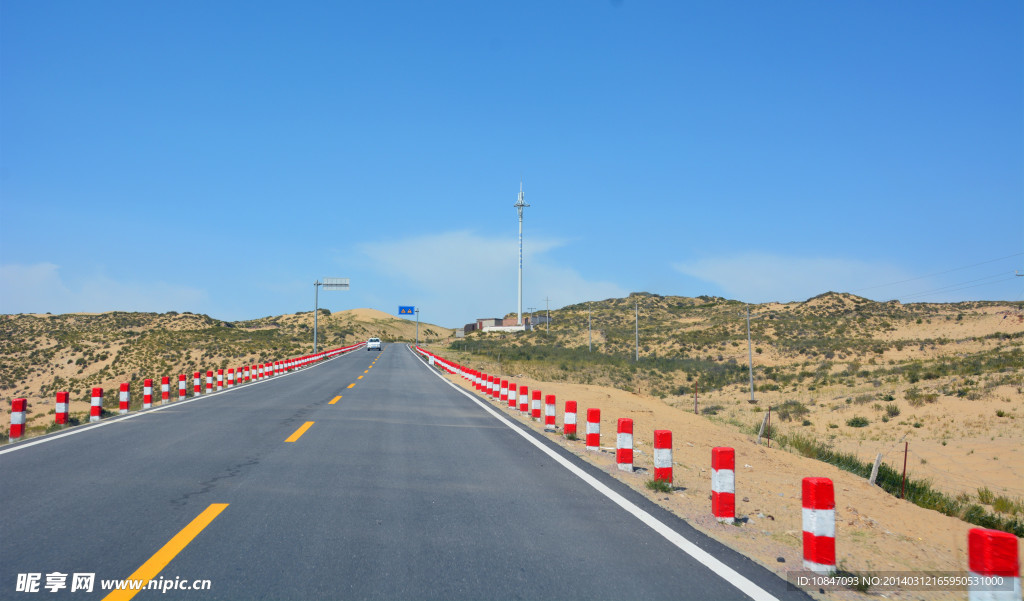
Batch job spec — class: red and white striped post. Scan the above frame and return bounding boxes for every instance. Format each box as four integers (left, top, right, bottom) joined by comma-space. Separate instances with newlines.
227, 368, 235, 388
9, 398, 26, 441
55, 392, 69, 424
500, 380, 509, 403
968, 528, 1020, 601
802, 477, 836, 574
616, 418, 633, 471
712, 447, 735, 522
586, 408, 601, 451
143, 379, 153, 409
531, 390, 542, 421
216, 369, 224, 391
161, 377, 170, 405
205, 370, 213, 394
119, 383, 130, 415
653, 430, 672, 484
178, 374, 187, 401
244, 365, 251, 382
507, 382, 517, 409
193, 372, 202, 395
90, 387, 103, 422
544, 394, 557, 432
519, 385, 529, 414
564, 401, 577, 437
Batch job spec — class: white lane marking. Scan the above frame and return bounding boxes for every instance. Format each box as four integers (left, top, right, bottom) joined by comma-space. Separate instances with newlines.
407, 345, 781, 601
0, 349, 362, 456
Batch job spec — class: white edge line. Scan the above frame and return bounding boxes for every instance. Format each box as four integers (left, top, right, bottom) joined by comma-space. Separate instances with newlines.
407, 345, 781, 601
0, 346, 364, 456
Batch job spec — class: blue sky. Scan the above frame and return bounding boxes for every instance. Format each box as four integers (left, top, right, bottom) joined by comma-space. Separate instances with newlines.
1, 1, 1021, 328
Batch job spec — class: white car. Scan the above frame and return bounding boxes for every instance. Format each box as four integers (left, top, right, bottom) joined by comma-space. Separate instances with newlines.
367, 337, 382, 351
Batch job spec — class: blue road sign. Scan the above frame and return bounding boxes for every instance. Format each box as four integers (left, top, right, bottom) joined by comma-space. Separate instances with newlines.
398, 306, 415, 315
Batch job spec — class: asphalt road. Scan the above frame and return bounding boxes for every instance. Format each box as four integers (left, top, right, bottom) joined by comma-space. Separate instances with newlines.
0, 344, 811, 600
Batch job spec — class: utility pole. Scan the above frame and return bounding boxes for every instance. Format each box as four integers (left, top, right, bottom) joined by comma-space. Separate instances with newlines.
544, 296, 551, 334
635, 300, 639, 362
746, 306, 755, 403
313, 281, 321, 353
514, 181, 530, 326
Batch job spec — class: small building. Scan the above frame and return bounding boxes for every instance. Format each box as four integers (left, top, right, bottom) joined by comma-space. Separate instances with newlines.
529, 314, 551, 325
477, 318, 502, 329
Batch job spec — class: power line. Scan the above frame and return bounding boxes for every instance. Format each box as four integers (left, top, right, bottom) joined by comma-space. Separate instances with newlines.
899, 273, 1019, 301
850, 252, 1024, 293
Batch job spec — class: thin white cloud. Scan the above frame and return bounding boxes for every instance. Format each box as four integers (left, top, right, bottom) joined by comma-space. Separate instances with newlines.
357, 231, 626, 326
672, 253, 913, 303
0, 263, 207, 315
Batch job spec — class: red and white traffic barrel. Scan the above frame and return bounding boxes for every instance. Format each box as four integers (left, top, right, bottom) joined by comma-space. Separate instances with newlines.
586, 408, 601, 451
802, 477, 836, 574
216, 369, 224, 391
119, 383, 130, 415
564, 401, 577, 437
500, 380, 509, 403
518, 385, 529, 414
544, 394, 557, 432
161, 376, 170, 405
712, 447, 735, 522
616, 418, 633, 471
55, 392, 69, 424
227, 368, 235, 387
143, 379, 153, 409
90, 387, 103, 422
653, 430, 672, 484
507, 382, 517, 409
9, 398, 26, 441
531, 390, 542, 421
193, 372, 202, 395
968, 528, 1020, 601
178, 374, 187, 401
205, 370, 213, 394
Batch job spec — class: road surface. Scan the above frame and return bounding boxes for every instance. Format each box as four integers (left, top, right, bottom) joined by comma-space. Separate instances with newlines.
1, 344, 811, 600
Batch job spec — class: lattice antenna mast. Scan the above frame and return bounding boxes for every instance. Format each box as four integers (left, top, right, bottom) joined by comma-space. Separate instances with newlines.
514, 180, 530, 326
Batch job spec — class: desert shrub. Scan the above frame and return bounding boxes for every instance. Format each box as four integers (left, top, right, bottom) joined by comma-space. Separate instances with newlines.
854, 393, 873, 405
846, 416, 869, 428
886, 404, 900, 417
776, 400, 810, 422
